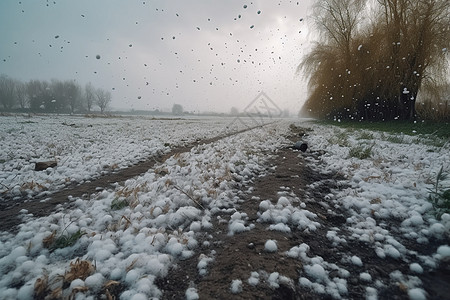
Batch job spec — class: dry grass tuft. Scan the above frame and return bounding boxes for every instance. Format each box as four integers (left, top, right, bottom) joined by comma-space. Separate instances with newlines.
48, 287, 62, 299
165, 178, 173, 187
115, 184, 146, 208
21, 180, 46, 192
34, 259, 95, 299
34, 273, 49, 298
370, 198, 382, 204
69, 286, 89, 299
126, 258, 139, 272
363, 175, 381, 182
42, 231, 56, 249
64, 258, 95, 282
108, 215, 133, 232
104, 280, 121, 300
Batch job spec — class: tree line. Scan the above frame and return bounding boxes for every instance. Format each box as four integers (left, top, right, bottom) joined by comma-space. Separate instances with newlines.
0, 74, 111, 114
299, 0, 450, 121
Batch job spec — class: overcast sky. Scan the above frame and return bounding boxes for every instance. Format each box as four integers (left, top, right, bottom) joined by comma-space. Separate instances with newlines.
0, 0, 315, 113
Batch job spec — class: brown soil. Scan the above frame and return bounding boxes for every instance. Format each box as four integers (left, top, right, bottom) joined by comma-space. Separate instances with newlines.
156, 132, 450, 300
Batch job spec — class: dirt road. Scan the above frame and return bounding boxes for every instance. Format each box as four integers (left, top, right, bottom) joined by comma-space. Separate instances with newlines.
156, 133, 449, 299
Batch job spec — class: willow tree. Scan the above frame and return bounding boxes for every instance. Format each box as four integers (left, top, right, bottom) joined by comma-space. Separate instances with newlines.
299, 0, 367, 119
300, 0, 450, 121
376, 0, 450, 120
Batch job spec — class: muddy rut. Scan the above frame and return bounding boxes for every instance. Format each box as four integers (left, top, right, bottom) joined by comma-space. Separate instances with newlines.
155, 134, 349, 299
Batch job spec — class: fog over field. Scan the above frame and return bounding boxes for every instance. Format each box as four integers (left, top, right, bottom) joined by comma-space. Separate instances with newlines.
0, 0, 313, 113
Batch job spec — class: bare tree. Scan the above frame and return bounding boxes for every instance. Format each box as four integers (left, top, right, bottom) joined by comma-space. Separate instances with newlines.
96, 88, 111, 113
50, 79, 67, 112
313, 0, 366, 64
65, 80, 81, 114
0, 76, 109, 113
84, 83, 95, 112
26, 80, 52, 111
0, 74, 17, 110
15, 81, 28, 109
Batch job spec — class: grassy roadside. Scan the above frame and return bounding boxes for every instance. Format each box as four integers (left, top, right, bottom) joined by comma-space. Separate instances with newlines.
316, 120, 450, 139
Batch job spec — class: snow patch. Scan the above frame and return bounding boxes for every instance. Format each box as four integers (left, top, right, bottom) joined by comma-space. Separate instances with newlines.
264, 240, 278, 252
230, 279, 243, 294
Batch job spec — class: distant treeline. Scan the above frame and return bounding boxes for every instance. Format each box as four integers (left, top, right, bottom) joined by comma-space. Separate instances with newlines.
299, 0, 450, 121
0, 75, 111, 114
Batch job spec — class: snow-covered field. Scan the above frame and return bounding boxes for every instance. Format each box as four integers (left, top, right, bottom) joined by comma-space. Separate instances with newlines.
297, 124, 450, 299
0, 114, 249, 200
0, 115, 449, 299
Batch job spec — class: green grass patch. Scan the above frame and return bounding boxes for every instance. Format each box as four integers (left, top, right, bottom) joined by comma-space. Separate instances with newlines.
349, 144, 373, 159
111, 198, 128, 210
381, 133, 405, 144
43, 229, 86, 251
327, 129, 350, 147
357, 131, 375, 140
318, 120, 450, 139
51, 230, 86, 250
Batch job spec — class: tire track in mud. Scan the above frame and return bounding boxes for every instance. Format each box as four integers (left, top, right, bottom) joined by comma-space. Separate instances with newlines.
0, 123, 272, 233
